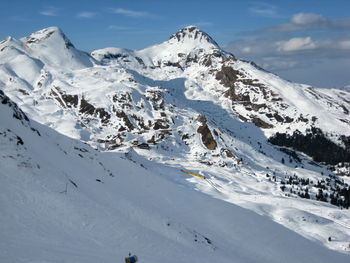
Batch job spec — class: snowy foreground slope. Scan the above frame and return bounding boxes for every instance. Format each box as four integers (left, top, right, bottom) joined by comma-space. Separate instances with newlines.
1, 26, 350, 260
1, 89, 349, 263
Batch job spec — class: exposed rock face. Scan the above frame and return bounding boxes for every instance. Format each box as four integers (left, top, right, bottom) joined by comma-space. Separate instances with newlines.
197, 115, 217, 150
169, 26, 219, 47
115, 111, 134, 131
95, 108, 111, 124
79, 97, 96, 115
0, 90, 40, 136
215, 66, 279, 129
252, 117, 274, 129
50, 87, 78, 109
216, 66, 240, 88
1, 89, 29, 123
78, 97, 111, 124
62, 94, 79, 108
153, 119, 170, 130
222, 148, 236, 159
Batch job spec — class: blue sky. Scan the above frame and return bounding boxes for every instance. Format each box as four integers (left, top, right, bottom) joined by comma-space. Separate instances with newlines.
1, 0, 349, 89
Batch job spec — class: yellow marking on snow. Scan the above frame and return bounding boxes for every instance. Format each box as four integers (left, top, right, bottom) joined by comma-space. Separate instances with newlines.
181, 169, 206, 179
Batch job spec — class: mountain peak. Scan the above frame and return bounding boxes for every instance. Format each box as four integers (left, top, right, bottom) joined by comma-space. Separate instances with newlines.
169, 26, 219, 47
136, 25, 226, 66
16, 26, 94, 70
24, 26, 74, 49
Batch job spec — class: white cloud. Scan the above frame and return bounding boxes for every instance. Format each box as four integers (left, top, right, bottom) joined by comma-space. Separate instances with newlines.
77, 11, 96, 18
291, 13, 325, 25
262, 58, 298, 70
241, 47, 251, 53
227, 12, 350, 89
40, 7, 60, 17
111, 8, 152, 18
226, 36, 350, 59
249, 2, 279, 18
277, 37, 317, 52
339, 40, 350, 49
225, 34, 350, 88
242, 12, 350, 35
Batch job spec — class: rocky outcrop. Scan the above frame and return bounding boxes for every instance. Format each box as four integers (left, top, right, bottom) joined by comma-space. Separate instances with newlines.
215, 66, 240, 88
252, 117, 273, 129
115, 110, 134, 131
1, 89, 29, 123
197, 115, 217, 150
0, 90, 40, 136
79, 97, 111, 124
169, 26, 219, 46
50, 87, 78, 108
79, 97, 95, 115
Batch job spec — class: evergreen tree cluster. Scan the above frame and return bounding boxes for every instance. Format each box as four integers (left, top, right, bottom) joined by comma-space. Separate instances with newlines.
269, 127, 350, 165
279, 148, 302, 163
278, 173, 350, 209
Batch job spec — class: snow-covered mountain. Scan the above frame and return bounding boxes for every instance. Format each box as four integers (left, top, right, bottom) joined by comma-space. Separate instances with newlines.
1, 26, 350, 261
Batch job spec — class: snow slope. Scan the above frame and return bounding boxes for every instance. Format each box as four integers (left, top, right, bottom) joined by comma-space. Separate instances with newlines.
1, 26, 350, 258
1, 89, 349, 263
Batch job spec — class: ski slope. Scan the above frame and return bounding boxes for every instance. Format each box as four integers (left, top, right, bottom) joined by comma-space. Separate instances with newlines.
1, 90, 349, 263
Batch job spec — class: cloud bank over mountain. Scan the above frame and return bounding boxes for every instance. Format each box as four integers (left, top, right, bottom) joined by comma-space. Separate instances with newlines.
225, 12, 350, 89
